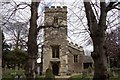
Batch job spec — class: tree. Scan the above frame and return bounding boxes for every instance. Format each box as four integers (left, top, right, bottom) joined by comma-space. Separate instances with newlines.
24, 1, 41, 79
1, 1, 42, 79
106, 28, 120, 68
2, 32, 11, 68
83, 1, 120, 80
3, 22, 28, 49
7, 48, 28, 69
2, 32, 27, 69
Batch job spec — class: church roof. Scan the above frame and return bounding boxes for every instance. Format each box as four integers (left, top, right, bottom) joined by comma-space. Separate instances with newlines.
83, 56, 93, 63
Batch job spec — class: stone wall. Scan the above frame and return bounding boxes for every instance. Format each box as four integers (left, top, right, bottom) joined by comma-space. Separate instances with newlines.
67, 43, 84, 74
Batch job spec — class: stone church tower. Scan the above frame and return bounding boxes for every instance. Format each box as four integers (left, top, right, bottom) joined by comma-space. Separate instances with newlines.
42, 6, 93, 76
42, 6, 68, 75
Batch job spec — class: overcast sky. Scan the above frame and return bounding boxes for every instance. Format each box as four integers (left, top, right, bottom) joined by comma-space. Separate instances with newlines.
2, 0, 111, 56
0, 0, 101, 56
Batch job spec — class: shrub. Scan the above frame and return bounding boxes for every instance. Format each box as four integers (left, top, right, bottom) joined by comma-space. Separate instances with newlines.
38, 76, 44, 80
45, 68, 55, 80
2, 68, 25, 80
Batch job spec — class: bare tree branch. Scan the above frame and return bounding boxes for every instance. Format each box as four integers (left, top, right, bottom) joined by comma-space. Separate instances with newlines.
106, 2, 120, 12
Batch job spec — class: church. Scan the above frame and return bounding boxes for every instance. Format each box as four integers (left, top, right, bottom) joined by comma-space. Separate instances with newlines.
42, 6, 93, 76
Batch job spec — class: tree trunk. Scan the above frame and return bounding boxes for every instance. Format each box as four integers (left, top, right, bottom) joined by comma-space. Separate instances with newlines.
84, 1, 109, 80
25, 2, 39, 80
91, 32, 109, 80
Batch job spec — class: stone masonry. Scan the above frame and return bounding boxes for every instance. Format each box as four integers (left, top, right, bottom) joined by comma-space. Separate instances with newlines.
42, 6, 93, 76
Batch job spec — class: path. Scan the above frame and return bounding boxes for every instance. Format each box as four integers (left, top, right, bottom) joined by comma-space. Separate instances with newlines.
55, 76, 70, 80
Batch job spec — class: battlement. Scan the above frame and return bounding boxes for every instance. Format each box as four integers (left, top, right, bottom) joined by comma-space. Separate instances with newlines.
45, 6, 67, 13
68, 42, 83, 51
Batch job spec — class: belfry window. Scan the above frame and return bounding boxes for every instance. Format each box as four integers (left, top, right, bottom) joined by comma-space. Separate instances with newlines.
51, 45, 59, 58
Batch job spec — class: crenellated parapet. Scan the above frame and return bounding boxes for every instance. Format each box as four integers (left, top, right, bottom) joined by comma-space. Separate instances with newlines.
44, 6, 67, 28
68, 42, 83, 51
45, 6, 67, 13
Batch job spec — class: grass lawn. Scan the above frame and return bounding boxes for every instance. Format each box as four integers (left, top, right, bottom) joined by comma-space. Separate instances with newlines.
69, 74, 92, 80
69, 74, 120, 80
2, 69, 120, 80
